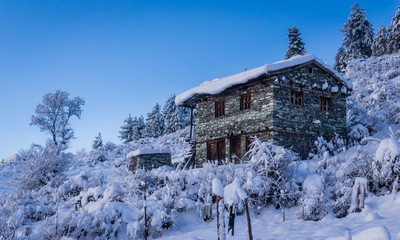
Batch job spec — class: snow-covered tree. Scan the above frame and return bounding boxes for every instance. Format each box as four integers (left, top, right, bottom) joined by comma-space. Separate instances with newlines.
30, 90, 85, 149
163, 95, 181, 133
372, 25, 388, 56
119, 114, 135, 143
386, 3, 400, 53
341, 3, 374, 59
162, 94, 191, 133
285, 26, 306, 59
92, 133, 103, 150
145, 103, 165, 138
132, 115, 145, 140
334, 47, 347, 72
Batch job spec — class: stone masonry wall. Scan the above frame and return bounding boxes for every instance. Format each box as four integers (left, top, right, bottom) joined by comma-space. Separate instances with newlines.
129, 153, 172, 171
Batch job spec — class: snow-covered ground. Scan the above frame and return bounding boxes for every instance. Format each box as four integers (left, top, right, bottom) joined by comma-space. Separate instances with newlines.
162, 193, 399, 240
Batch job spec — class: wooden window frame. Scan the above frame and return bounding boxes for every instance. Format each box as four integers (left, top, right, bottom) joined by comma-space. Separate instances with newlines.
319, 96, 332, 111
207, 140, 226, 163
215, 100, 225, 117
240, 93, 251, 110
290, 90, 304, 107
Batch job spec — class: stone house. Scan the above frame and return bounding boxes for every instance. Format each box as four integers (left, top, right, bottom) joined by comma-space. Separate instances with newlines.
176, 54, 352, 166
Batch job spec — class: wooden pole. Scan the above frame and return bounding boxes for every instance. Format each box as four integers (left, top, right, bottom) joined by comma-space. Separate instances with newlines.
144, 184, 148, 240
189, 107, 194, 141
244, 199, 253, 240
216, 195, 221, 240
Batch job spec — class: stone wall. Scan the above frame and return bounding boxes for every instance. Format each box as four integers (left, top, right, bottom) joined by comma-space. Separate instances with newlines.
195, 63, 348, 164
129, 153, 172, 171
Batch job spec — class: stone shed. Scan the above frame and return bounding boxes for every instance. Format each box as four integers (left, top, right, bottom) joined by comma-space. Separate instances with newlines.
127, 147, 172, 171
175, 54, 352, 165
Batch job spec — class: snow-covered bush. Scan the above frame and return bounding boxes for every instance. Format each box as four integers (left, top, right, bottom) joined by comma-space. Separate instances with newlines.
13, 143, 69, 191
297, 174, 328, 221
309, 134, 346, 159
347, 102, 378, 144
245, 138, 300, 208
317, 147, 373, 217
371, 136, 400, 192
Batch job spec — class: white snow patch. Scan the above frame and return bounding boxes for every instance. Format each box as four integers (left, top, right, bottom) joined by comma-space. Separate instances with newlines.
212, 177, 224, 197
303, 174, 324, 195
313, 120, 321, 124
322, 81, 329, 90
331, 86, 339, 93
127, 147, 171, 158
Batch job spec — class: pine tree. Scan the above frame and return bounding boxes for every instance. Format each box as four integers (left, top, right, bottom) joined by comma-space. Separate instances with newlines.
334, 47, 347, 72
341, 3, 374, 59
387, 3, 400, 53
132, 115, 145, 140
163, 95, 182, 133
92, 133, 103, 150
285, 26, 306, 59
119, 114, 135, 143
372, 25, 388, 56
145, 103, 165, 138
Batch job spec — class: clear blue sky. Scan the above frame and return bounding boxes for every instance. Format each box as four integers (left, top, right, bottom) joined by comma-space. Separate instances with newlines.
0, 0, 397, 159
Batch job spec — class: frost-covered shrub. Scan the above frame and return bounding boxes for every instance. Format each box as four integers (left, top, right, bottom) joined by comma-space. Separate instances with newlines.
371, 137, 400, 192
310, 134, 346, 159
317, 147, 373, 217
297, 174, 328, 221
347, 102, 378, 144
13, 143, 69, 191
245, 138, 300, 208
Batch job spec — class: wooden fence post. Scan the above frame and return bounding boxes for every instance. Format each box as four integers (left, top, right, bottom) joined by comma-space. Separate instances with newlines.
244, 198, 253, 240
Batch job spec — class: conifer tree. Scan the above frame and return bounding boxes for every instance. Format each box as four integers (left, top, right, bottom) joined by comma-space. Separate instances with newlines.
387, 3, 400, 53
119, 114, 135, 143
132, 115, 145, 140
372, 25, 388, 56
163, 94, 181, 133
92, 133, 103, 150
341, 3, 374, 59
285, 26, 306, 59
334, 47, 347, 72
145, 103, 165, 138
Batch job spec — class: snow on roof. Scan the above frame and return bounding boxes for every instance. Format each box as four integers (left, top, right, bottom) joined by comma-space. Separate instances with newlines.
176, 54, 352, 106
127, 147, 171, 158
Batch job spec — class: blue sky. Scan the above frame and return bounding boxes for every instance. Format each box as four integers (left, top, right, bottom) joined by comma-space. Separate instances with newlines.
0, 0, 398, 159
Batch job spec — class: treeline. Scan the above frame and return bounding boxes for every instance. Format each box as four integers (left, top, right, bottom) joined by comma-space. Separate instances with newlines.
334, 3, 400, 71
119, 94, 191, 143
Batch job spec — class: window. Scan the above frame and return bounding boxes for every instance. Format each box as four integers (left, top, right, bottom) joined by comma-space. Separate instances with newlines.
307, 66, 314, 74
319, 96, 332, 111
240, 93, 251, 110
290, 90, 304, 107
207, 140, 226, 163
215, 100, 225, 117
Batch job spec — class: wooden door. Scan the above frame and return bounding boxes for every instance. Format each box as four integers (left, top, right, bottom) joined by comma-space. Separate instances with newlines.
217, 141, 226, 162
208, 142, 218, 161
230, 137, 241, 164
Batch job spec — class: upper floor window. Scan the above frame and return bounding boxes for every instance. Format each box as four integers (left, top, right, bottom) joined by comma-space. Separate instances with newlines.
215, 100, 225, 117
307, 66, 314, 74
290, 90, 304, 107
240, 93, 251, 110
319, 96, 332, 111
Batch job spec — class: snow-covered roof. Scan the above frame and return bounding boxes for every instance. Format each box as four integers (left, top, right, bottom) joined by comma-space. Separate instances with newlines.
127, 147, 171, 158
176, 54, 352, 106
